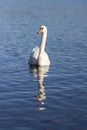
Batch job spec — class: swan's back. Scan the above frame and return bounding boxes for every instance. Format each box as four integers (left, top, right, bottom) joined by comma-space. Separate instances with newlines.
29, 46, 50, 66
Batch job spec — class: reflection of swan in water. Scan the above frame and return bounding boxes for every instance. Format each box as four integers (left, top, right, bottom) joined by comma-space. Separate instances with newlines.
29, 65, 50, 110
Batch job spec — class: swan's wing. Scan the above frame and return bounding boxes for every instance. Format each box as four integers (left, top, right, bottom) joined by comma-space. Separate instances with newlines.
29, 46, 39, 65
29, 47, 50, 66
44, 51, 50, 65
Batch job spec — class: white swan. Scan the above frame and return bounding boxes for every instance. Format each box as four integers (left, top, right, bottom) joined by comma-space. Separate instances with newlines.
29, 25, 50, 66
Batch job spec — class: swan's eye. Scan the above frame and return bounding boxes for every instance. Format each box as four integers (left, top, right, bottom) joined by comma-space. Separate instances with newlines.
40, 27, 43, 30
37, 28, 43, 34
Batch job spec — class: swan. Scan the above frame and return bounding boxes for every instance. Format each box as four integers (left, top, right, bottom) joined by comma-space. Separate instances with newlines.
29, 25, 50, 66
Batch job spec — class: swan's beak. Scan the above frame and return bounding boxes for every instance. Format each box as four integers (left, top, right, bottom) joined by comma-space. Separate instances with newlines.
37, 28, 43, 34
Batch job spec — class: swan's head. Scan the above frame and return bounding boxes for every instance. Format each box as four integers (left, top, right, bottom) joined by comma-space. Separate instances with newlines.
37, 25, 47, 34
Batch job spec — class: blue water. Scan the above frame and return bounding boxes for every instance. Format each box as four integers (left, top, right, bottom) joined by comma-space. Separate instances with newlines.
0, 0, 87, 129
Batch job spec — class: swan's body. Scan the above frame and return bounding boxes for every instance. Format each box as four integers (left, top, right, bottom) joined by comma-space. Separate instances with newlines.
29, 25, 50, 66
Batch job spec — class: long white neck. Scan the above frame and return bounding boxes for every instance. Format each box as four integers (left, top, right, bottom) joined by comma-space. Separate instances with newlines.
39, 30, 47, 56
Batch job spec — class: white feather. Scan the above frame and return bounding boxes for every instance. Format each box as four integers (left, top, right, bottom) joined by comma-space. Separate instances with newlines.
29, 25, 50, 66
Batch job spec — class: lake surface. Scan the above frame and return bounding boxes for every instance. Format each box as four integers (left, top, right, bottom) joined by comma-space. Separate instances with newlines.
0, 0, 87, 129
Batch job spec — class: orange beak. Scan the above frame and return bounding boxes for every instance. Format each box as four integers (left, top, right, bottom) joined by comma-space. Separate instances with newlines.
37, 28, 43, 34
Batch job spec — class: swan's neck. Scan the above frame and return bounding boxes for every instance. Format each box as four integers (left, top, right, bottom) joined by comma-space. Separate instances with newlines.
39, 31, 47, 56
